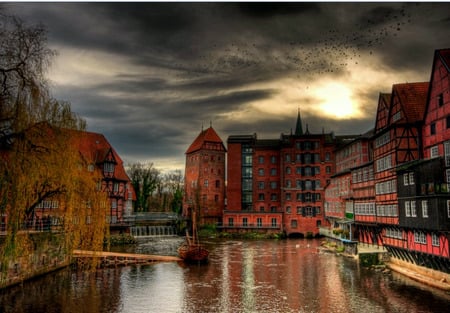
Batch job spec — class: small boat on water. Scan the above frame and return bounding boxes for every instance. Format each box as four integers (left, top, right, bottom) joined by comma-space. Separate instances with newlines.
178, 211, 209, 263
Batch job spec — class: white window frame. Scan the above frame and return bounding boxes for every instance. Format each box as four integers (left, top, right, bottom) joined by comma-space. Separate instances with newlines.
422, 200, 428, 218
432, 233, 440, 247
411, 201, 417, 217
430, 145, 439, 158
405, 201, 411, 217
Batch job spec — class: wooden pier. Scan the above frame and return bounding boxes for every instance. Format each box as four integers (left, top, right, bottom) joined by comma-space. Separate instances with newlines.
73, 250, 182, 267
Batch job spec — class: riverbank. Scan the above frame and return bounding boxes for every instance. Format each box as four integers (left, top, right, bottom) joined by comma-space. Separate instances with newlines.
387, 258, 450, 291
320, 239, 450, 291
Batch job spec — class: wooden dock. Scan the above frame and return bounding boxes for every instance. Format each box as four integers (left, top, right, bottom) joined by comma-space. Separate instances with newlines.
73, 250, 182, 267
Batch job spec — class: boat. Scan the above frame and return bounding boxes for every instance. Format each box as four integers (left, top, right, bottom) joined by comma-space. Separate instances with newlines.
178, 211, 209, 263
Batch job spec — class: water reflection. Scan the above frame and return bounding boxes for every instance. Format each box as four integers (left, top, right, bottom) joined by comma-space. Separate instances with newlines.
1, 238, 449, 313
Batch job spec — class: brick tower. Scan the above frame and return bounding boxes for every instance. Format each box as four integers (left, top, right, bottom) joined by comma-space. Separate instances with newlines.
184, 125, 226, 226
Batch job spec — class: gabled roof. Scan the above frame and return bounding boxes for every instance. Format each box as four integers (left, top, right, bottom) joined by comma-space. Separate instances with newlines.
392, 82, 429, 123
186, 126, 225, 154
71, 130, 131, 182
374, 93, 391, 133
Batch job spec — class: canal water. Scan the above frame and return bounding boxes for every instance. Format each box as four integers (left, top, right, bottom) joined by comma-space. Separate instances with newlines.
1, 237, 450, 313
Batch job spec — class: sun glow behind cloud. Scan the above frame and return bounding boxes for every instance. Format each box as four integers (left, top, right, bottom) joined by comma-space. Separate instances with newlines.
313, 82, 361, 119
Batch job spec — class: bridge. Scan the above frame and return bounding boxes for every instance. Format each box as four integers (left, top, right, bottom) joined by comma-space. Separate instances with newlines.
122, 212, 181, 237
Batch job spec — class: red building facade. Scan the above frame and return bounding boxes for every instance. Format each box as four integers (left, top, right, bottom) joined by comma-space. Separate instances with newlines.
324, 130, 373, 240
183, 126, 226, 226
225, 112, 337, 236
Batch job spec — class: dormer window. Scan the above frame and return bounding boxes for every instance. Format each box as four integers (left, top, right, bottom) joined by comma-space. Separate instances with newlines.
87, 164, 95, 172
104, 162, 115, 174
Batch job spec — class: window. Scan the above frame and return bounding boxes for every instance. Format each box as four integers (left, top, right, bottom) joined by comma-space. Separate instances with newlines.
445, 141, 450, 166
409, 172, 414, 185
285, 154, 291, 162
111, 199, 117, 209
270, 194, 277, 201
270, 181, 277, 189
258, 193, 265, 201
325, 152, 331, 161
304, 207, 314, 216
304, 154, 311, 164
216, 180, 220, 188
271, 218, 277, 227
286, 206, 291, 213
87, 164, 95, 172
411, 201, 417, 217
403, 173, 409, 186
405, 201, 411, 217
204, 179, 209, 187
286, 180, 292, 188
447, 200, 450, 218
432, 233, 440, 246
270, 168, 277, 176
326, 166, 331, 174
431, 123, 436, 135
414, 231, 426, 244
258, 168, 265, 176
258, 156, 264, 164
258, 181, 265, 189
257, 218, 262, 227
291, 219, 298, 228
286, 167, 291, 174
375, 132, 390, 148
228, 218, 234, 227
430, 145, 439, 158
243, 218, 248, 227
422, 200, 428, 218
271, 156, 277, 164
286, 193, 291, 201
114, 183, 119, 192
103, 162, 115, 173
393, 111, 401, 122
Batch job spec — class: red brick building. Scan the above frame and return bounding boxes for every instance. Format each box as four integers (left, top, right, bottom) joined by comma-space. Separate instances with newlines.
324, 130, 373, 240
183, 126, 226, 225
225, 111, 338, 237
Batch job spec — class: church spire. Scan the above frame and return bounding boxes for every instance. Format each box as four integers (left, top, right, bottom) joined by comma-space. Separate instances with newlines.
295, 108, 303, 136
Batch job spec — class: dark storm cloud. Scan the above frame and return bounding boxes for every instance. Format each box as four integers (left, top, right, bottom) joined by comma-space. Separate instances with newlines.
3, 2, 450, 170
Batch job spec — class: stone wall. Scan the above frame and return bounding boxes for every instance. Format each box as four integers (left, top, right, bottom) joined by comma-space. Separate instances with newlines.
0, 232, 70, 289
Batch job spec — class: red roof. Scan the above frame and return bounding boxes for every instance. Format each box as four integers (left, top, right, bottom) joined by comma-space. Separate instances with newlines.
393, 82, 429, 123
70, 129, 131, 182
186, 127, 225, 154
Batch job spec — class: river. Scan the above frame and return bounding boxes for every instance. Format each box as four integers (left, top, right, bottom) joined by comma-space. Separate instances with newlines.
1, 237, 449, 313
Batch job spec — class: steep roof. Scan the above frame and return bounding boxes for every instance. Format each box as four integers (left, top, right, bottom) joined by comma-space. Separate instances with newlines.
393, 82, 429, 123
295, 109, 303, 136
186, 126, 225, 154
71, 130, 131, 182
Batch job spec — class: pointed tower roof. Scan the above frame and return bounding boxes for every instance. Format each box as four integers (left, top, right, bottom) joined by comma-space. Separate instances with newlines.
186, 126, 226, 154
295, 108, 303, 136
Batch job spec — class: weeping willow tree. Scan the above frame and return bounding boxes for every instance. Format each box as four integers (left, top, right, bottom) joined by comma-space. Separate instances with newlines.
0, 12, 107, 275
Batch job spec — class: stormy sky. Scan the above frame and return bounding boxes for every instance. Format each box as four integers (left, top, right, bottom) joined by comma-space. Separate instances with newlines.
2, 2, 450, 172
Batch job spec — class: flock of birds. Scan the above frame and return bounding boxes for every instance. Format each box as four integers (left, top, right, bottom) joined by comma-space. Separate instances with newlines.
169, 3, 417, 83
